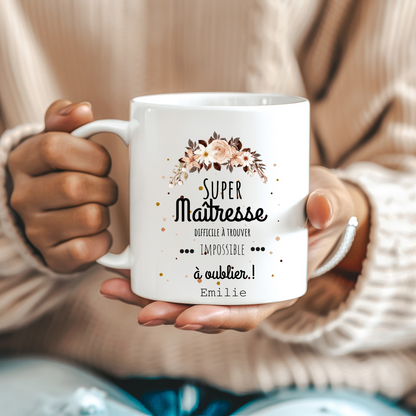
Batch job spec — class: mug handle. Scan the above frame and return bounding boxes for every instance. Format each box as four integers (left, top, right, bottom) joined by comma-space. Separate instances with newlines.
72, 120, 132, 269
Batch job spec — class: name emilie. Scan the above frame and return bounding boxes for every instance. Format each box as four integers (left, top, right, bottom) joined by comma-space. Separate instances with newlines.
201, 287, 246, 298
174, 179, 268, 223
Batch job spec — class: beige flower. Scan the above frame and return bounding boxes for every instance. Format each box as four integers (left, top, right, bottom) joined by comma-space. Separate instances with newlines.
230, 146, 243, 166
211, 140, 232, 164
181, 149, 200, 169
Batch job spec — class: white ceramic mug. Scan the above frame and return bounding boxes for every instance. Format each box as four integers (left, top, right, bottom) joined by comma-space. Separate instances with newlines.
72, 93, 309, 305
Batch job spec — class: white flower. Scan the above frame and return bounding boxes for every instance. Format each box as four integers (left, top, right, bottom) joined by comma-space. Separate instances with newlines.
241, 151, 254, 167
182, 167, 187, 172
169, 183, 174, 188
195, 143, 216, 166
178, 180, 183, 185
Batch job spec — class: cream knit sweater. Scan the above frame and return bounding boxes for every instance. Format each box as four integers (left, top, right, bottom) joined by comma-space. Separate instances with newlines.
1, 0, 416, 403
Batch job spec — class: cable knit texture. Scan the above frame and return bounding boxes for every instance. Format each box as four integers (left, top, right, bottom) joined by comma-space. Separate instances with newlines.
1, 0, 416, 403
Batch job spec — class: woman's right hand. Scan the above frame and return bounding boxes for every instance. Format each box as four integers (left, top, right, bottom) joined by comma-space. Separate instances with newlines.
8, 100, 118, 273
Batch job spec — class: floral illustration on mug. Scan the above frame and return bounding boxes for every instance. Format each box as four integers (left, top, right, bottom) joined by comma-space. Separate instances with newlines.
169, 132, 267, 187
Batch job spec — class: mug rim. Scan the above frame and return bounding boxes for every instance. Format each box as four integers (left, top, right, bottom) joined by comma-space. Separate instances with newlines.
131, 92, 308, 110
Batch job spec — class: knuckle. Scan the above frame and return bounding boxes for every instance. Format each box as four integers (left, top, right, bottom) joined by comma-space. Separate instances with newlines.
10, 189, 26, 213
68, 239, 90, 264
106, 178, 118, 205
24, 225, 43, 248
40, 133, 63, 166
61, 173, 85, 202
81, 204, 107, 233
7, 149, 20, 172
96, 146, 112, 176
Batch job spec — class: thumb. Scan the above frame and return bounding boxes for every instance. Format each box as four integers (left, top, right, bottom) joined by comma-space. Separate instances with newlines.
306, 189, 336, 230
44, 99, 93, 132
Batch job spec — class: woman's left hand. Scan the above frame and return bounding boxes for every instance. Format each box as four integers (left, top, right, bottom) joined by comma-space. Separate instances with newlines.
100, 166, 357, 334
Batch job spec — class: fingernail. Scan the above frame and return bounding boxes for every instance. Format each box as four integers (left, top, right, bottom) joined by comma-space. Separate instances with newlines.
175, 324, 204, 331
323, 195, 334, 227
141, 319, 167, 327
59, 101, 91, 116
101, 293, 120, 300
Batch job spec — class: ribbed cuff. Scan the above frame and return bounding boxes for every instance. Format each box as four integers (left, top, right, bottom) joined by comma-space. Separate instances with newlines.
259, 162, 416, 355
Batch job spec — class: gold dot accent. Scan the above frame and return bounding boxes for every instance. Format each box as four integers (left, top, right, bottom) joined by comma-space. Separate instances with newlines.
199, 186, 203, 190
273, 164, 276, 167
270, 251, 273, 254
161, 228, 165, 232
163, 218, 166, 221
162, 176, 165, 179
167, 158, 170, 161
275, 236, 280, 241
185, 275, 188, 278
276, 179, 279, 181
167, 279, 169, 281
159, 273, 163, 276
197, 279, 202, 283
217, 281, 220, 285
272, 274, 274, 277
156, 202, 160, 206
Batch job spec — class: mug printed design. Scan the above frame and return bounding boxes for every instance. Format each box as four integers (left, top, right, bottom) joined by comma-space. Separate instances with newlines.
169, 132, 268, 187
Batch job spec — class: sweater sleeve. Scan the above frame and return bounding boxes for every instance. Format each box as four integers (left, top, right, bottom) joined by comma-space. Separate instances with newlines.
260, 0, 416, 355
0, 123, 98, 333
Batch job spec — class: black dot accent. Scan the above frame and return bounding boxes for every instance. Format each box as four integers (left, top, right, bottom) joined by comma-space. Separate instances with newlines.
180, 249, 195, 254
252, 246, 267, 252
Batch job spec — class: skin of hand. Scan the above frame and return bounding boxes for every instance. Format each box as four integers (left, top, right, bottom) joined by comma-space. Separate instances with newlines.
8, 100, 118, 273
101, 167, 370, 334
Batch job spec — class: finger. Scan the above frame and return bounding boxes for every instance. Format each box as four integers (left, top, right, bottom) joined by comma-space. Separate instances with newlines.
174, 301, 295, 332
43, 230, 113, 273
100, 278, 153, 308
24, 204, 110, 248
138, 301, 190, 325
45, 100, 93, 132
307, 166, 353, 231
8, 132, 111, 177
11, 172, 117, 213
306, 190, 334, 230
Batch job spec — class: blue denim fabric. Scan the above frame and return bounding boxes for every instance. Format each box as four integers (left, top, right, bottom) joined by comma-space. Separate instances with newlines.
0, 357, 413, 416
